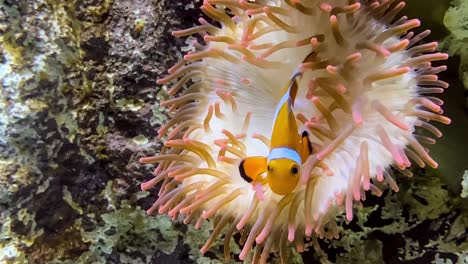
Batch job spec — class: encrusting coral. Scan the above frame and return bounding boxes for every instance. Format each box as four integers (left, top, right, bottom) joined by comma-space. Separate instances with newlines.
141, 0, 450, 262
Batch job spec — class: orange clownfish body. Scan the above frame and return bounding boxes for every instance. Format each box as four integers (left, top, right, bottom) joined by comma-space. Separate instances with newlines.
239, 61, 312, 195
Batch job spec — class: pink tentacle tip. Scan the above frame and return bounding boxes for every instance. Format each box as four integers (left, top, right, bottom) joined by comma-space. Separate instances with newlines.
239, 245, 251, 260
288, 225, 295, 242
310, 37, 320, 49
319, 3, 333, 12
200, 246, 208, 255
252, 182, 265, 200
255, 233, 267, 244
376, 166, 384, 182
201, 212, 210, 219
363, 181, 370, 191
195, 222, 202, 230
346, 209, 353, 221
347, 52, 362, 62
296, 243, 305, 253
158, 206, 166, 215
353, 112, 363, 125
146, 207, 156, 215
157, 128, 165, 139
336, 83, 346, 93
305, 223, 313, 237
171, 214, 178, 222
140, 181, 152, 191
326, 65, 338, 74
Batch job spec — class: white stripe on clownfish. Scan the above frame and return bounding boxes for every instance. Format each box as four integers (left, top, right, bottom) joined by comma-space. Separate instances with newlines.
267, 147, 302, 165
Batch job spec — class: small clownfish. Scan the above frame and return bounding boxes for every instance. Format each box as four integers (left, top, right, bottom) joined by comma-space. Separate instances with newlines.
239, 55, 313, 196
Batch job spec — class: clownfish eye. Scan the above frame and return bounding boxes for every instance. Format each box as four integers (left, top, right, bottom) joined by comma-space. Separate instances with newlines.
291, 165, 298, 175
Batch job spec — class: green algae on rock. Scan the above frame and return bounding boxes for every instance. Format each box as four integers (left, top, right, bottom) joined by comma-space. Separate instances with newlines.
462, 170, 468, 198
442, 0, 468, 91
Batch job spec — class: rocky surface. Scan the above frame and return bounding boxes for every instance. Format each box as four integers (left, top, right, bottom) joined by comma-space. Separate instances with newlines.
0, 0, 466, 263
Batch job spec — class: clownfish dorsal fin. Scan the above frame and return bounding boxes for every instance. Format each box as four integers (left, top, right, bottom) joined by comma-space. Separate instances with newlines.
239, 156, 267, 183
300, 130, 313, 162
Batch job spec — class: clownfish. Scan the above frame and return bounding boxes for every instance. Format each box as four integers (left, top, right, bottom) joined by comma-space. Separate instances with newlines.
239, 56, 313, 196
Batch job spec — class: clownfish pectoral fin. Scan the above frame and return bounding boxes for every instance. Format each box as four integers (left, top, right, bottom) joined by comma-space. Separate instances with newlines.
300, 131, 313, 162
239, 156, 267, 183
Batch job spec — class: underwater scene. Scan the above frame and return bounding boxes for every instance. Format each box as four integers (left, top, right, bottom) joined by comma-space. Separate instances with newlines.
0, 0, 467, 263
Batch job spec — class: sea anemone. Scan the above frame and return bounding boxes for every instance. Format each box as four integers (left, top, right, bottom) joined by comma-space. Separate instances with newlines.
140, 0, 450, 262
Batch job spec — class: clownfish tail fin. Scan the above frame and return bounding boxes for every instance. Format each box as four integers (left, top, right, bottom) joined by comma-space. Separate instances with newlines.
303, 51, 316, 64
289, 51, 316, 106
239, 156, 267, 183
288, 68, 305, 107
291, 51, 316, 79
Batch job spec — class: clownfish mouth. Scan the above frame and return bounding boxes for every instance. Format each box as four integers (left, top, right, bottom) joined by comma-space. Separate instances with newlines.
140, 0, 450, 262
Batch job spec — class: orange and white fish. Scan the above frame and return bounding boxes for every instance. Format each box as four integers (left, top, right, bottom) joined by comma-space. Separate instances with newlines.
239, 62, 312, 196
